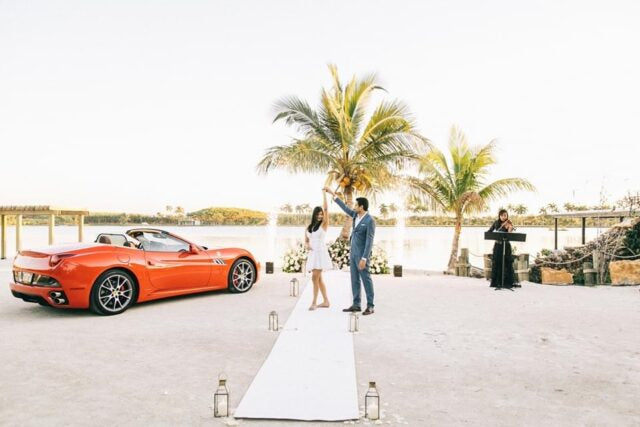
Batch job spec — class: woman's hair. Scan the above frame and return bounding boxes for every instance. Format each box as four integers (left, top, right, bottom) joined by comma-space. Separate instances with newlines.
307, 206, 324, 233
498, 209, 509, 220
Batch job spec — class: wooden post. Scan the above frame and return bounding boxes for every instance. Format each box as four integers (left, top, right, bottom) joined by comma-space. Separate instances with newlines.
456, 248, 470, 277
1, 214, 6, 260
554, 217, 558, 250
581, 217, 586, 245
48, 214, 55, 245
592, 251, 603, 284
77, 214, 85, 242
16, 214, 22, 253
516, 254, 530, 282
461, 248, 469, 277
583, 262, 597, 286
483, 254, 492, 280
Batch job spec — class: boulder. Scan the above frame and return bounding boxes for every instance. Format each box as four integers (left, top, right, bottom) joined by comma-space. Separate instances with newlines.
541, 267, 573, 285
608, 260, 640, 285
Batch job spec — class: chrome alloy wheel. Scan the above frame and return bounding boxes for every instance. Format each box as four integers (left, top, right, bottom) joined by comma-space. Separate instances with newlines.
98, 274, 134, 313
232, 260, 254, 292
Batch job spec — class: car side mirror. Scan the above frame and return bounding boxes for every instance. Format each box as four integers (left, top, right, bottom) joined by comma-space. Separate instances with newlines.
189, 245, 199, 254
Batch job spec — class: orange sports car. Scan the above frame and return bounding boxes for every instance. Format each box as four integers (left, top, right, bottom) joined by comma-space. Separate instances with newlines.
10, 228, 260, 315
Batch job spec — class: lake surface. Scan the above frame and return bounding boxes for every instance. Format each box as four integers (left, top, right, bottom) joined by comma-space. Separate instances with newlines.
1, 225, 609, 271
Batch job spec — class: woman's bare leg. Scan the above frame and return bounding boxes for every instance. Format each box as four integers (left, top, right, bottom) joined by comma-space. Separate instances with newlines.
317, 271, 330, 307
309, 270, 320, 310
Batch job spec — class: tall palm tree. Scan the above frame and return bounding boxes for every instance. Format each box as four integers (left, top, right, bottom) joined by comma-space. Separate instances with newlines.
406, 126, 536, 272
257, 64, 427, 239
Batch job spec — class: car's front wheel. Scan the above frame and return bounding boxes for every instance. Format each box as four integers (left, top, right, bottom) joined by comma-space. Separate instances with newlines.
228, 259, 256, 293
90, 270, 137, 315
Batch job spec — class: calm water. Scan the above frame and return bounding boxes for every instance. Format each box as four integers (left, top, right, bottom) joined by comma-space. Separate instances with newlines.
1, 225, 608, 271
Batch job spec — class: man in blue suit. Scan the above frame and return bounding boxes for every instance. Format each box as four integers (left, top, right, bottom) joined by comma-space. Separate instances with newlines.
323, 187, 376, 315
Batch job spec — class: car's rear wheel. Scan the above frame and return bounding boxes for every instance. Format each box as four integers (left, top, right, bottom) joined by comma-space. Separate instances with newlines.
90, 270, 137, 315
228, 259, 256, 293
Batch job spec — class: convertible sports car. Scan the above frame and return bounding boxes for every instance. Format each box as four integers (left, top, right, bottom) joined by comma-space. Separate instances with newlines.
10, 228, 260, 315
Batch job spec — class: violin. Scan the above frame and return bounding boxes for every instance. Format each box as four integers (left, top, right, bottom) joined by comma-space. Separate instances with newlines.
500, 219, 514, 231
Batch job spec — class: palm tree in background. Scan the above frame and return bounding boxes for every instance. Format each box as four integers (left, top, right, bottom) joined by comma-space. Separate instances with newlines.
406, 126, 536, 272
257, 64, 427, 239
379, 203, 389, 219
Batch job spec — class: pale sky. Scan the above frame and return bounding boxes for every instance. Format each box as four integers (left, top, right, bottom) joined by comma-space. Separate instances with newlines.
1, 0, 638, 215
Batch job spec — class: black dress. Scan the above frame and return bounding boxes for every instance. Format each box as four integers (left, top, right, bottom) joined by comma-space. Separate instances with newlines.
488, 220, 517, 288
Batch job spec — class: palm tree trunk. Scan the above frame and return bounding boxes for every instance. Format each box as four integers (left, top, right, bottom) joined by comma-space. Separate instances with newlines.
447, 213, 463, 272
339, 186, 354, 240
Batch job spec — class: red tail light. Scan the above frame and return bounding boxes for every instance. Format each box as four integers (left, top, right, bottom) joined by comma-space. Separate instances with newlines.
49, 254, 76, 267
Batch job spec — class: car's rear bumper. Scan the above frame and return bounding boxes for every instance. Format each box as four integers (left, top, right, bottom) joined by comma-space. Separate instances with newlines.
9, 282, 79, 308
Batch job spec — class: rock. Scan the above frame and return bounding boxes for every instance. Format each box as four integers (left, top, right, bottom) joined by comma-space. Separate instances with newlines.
609, 260, 640, 285
541, 267, 573, 285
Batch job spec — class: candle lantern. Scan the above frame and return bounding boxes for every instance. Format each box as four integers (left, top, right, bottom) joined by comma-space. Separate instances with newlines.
213, 374, 229, 417
289, 278, 299, 297
348, 312, 359, 333
365, 381, 380, 420
268, 310, 279, 331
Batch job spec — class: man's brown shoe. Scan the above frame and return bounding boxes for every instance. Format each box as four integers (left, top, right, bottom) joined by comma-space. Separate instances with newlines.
362, 307, 374, 315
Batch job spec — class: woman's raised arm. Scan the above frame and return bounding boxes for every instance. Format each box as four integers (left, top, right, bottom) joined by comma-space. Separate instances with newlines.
322, 191, 329, 231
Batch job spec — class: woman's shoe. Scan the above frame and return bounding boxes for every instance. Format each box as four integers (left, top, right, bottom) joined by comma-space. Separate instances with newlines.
318, 302, 330, 308
308, 304, 317, 311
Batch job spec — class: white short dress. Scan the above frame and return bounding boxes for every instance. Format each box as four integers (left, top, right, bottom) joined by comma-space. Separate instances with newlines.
306, 227, 334, 271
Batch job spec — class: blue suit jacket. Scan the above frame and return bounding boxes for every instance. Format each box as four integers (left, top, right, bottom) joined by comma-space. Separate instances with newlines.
334, 197, 376, 261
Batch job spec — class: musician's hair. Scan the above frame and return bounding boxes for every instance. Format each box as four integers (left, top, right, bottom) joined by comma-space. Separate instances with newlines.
498, 209, 509, 220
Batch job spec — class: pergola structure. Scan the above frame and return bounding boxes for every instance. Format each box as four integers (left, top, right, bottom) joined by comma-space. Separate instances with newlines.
0, 206, 90, 259
551, 210, 636, 250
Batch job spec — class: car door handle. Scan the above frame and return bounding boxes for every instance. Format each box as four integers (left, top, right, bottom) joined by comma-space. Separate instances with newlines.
147, 260, 156, 266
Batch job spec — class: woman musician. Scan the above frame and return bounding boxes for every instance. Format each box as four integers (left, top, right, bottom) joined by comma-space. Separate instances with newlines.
488, 209, 517, 289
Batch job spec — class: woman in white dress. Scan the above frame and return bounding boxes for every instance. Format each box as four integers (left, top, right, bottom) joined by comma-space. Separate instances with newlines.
304, 191, 333, 310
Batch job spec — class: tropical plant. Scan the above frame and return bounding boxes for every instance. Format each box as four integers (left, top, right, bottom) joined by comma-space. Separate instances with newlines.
406, 126, 536, 272
257, 64, 427, 239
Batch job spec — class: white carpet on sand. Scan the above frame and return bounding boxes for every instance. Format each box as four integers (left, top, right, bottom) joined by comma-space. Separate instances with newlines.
233, 270, 359, 421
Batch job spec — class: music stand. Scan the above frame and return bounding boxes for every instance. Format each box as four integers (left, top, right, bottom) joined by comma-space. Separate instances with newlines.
484, 231, 526, 291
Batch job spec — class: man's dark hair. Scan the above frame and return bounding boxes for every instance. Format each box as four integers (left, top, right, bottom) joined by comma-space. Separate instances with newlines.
356, 197, 369, 211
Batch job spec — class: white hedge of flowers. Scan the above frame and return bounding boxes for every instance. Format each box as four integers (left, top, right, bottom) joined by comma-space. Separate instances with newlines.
283, 239, 390, 274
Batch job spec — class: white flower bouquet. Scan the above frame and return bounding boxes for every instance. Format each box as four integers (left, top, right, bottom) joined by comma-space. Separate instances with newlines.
328, 239, 390, 274
282, 242, 308, 273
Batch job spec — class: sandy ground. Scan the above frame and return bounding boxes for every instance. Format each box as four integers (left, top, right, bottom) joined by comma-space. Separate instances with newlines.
1, 258, 639, 427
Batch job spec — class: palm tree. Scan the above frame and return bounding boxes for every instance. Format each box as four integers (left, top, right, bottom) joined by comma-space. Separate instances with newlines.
406, 126, 536, 272
281, 204, 293, 213
379, 203, 389, 219
257, 64, 427, 239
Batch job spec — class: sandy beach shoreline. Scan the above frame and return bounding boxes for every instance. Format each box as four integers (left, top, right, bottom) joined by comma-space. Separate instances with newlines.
1, 259, 639, 426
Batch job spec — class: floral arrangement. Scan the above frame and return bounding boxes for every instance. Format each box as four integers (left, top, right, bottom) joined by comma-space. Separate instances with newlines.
328, 239, 390, 274
369, 246, 390, 274
282, 242, 308, 273
328, 239, 350, 270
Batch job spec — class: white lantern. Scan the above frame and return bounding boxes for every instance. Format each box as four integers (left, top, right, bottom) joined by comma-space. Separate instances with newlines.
289, 278, 299, 297
214, 374, 229, 417
348, 312, 359, 333
268, 310, 279, 331
365, 381, 380, 420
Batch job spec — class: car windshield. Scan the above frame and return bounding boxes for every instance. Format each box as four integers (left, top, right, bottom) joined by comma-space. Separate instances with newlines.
129, 231, 189, 252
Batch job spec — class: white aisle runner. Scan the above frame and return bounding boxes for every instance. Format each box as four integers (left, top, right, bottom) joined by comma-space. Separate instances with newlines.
234, 270, 359, 421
